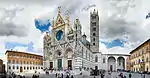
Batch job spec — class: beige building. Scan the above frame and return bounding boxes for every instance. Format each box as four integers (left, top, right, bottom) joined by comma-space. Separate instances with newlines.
5, 50, 43, 74
0, 59, 5, 74
128, 39, 150, 72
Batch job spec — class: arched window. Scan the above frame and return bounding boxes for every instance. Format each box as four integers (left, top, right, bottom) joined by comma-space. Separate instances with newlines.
95, 55, 98, 62
103, 58, 105, 63
138, 59, 140, 64
9, 66, 11, 69
93, 38, 95, 41
12, 60, 15, 64
146, 57, 148, 62
17, 66, 19, 69
13, 66, 15, 69
93, 33, 96, 36
93, 43, 95, 45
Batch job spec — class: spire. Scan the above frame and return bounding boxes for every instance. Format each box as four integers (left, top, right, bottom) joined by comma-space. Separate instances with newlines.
52, 17, 54, 26
65, 9, 70, 25
58, 6, 61, 14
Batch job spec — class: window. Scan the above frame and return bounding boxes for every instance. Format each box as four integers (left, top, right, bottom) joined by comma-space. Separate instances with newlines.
103, 58, 105, 63
9, 66, 11, 69
93, 33, 96, 36
95, 55, 98, 62
17, 66, 19, 69
13, 66, 15, 69
33, 67, 34, 69
39, 67, 40, 69
24, 67, 26, 70
30, 67, 32, 70
93, 28, 96, 31
8, 60, 11, 63
36, 67, 37, 69
146, 57, 148, 62
12, 60, 15, 64
24, 55, 26, 58
86, 51, 87, 58
20, 61, 22, 64
142, 49, 144, 54
93, 38, 95, 41
146, 46, 149, 51
16, 61, 18, 64
92, 22, 96, 26
27, 67, 29, 70
92, 16, 96, 19
93, 43, 95, 45
24, 61, 26, 64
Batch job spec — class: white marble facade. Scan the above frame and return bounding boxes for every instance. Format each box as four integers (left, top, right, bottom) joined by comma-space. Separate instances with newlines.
43, 7, 129, 71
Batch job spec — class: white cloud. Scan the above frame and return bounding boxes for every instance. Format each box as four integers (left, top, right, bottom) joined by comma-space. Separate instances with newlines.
0, 0, 149, 58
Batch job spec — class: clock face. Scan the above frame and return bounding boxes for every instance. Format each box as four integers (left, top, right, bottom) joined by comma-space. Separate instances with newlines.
56, 30, 63, 41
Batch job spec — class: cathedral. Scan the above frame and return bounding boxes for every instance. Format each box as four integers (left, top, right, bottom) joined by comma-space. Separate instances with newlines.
43, 7, 129, 71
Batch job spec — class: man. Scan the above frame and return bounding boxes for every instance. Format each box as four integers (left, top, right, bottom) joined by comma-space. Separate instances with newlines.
66, 75, 70, 78
129, 73, 132, 78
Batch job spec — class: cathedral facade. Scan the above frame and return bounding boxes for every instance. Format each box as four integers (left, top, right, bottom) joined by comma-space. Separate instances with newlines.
43, 7, 129, 71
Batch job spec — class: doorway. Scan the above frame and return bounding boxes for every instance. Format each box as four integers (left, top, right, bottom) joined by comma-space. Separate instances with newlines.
58, 59, 62, 69
20, 66, 23, 72
68, 60, 72, 70
50, 62, 53, 70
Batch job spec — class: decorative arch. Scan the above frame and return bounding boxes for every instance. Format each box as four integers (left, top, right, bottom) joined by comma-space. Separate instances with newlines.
54, 49, 62, 56
65, 48, 73, 58
108, 56, 116, 71
117, 56, 125, 70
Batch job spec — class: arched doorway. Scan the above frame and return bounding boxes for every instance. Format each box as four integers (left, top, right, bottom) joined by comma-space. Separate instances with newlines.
117, 57, 125, 70
108, 56, 116, 71
20, 66, 23, 72
66, 48, 73, 70
55, 50, 62, 70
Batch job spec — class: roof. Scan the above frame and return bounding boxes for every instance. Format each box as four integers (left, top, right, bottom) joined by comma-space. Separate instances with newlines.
5, 50, 43, 57
130, 38, 150, 54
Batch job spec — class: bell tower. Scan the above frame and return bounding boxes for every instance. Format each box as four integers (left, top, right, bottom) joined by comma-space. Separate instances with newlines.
90, 9, 99, 53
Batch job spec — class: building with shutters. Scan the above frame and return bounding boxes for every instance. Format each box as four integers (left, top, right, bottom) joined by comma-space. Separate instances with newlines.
5, 50, 43, 74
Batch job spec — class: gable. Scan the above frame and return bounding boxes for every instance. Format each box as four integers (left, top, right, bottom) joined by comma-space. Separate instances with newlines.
55, 14, 65, 27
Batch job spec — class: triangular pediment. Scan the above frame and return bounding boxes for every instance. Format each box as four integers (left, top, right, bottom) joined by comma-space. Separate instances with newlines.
55, 14, 65, 26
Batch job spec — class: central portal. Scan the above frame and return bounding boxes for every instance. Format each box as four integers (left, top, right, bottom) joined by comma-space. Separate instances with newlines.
58, 59, 62, 69
68, 60, 72, 70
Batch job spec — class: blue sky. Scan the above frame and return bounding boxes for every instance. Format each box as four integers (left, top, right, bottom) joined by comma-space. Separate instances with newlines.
5, 41, 34, 52
101, 39, 125, 48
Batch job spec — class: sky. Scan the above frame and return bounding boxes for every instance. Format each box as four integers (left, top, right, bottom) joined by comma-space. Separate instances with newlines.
0, 0, 150, 62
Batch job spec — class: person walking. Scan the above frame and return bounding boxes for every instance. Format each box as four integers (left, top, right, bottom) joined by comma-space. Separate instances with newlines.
101, 73, 104, 78
56, 73, 57, 78
129, 73, 132, 78
61, 73, 63, 78
66, 75, 70, 78
71, 75, 74, 78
